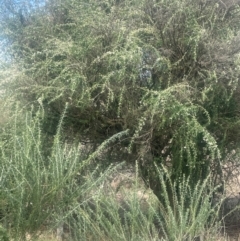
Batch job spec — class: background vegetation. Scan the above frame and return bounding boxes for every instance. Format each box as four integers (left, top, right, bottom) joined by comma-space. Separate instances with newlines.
0, 0, 240, 240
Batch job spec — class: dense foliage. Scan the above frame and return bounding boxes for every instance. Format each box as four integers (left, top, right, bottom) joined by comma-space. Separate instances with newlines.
1, 0, 240, 198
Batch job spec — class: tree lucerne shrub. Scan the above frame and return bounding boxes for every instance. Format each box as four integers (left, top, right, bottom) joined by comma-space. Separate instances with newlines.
1, 0, 240, 200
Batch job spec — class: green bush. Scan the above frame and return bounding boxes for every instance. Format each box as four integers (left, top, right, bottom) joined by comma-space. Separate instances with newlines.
0, 1, 240, 239
1, 0, 240, 197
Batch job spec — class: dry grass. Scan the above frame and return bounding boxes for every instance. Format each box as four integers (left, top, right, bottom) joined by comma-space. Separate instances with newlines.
219, 157, 240, 241
25, 231, 58, 241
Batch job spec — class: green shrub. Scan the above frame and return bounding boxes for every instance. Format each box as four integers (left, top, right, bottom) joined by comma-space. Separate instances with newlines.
1, 0, 240, 197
